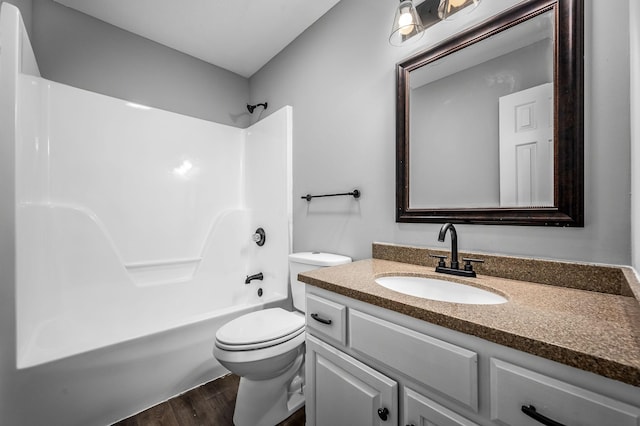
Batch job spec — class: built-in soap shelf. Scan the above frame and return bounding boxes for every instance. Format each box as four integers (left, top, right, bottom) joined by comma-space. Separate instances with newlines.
125, 258, 202, 287
18, 201, 246, 288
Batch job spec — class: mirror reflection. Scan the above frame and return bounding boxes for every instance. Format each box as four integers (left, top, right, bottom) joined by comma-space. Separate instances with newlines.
409, 11, 554, 209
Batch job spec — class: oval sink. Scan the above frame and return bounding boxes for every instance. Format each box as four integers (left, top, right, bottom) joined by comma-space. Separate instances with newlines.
375, 276, 507, 305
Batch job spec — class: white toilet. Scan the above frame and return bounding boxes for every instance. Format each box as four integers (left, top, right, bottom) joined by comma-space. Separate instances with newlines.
213, 252, 351, 426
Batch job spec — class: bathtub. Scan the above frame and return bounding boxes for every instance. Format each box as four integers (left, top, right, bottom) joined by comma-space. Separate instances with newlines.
14, 298, 287, 426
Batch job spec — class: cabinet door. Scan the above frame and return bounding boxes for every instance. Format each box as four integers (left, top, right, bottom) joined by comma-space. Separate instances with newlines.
404, 387, 479, 426
306, 334, 398, 426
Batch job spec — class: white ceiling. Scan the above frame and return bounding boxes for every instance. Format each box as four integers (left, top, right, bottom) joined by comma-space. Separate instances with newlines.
53, 0, 342, 78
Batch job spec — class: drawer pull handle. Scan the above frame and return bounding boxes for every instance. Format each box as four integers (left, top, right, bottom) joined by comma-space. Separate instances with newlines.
377, 407, 389, 421
310, 313, 332, 325
521, 405, 565, 426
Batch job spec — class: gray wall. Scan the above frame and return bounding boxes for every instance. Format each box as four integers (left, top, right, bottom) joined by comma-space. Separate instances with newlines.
632, 0, 640, 271
249, 0, 632, 265
27, 0, 250, 127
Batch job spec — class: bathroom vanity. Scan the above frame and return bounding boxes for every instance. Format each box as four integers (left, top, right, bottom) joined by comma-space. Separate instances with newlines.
301, 243, 640, 426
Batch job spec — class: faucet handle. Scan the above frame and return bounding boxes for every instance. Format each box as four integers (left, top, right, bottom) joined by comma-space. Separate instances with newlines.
429, 254, 447, 268
462, 257, 484, 272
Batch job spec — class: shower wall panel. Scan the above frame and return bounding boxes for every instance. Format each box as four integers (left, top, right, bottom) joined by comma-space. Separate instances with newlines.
15, 76, 250, 368
243, 106, 293, 301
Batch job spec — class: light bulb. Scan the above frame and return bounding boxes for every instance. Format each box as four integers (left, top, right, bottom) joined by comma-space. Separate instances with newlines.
450, 0, 467, 7
390, 0, 424, 46
398, 11, 415, 35
438, 0, 481, 20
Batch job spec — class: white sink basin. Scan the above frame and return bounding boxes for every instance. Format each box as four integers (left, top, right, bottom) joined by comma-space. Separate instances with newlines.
375, 276, 507, 305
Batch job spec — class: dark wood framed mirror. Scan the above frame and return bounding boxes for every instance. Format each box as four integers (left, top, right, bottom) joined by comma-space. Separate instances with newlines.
396, 0, 583, 226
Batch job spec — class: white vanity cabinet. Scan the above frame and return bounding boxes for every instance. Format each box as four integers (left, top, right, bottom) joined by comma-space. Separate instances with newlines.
306, 335, 398, 426
305, 287, 640, 426
349, 309, 478, 412
305, 290, 479, 426
490, 359, 640, 426
305, 294, 398, 425
404, 387, 479, 426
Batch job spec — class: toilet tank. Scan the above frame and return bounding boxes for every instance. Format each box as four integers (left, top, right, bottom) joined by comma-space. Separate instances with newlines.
288, 252, 351, 312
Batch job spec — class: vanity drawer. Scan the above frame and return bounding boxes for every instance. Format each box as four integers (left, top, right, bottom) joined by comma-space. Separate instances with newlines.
305, 294, 347, 345
490, 358, 640, 426
349, 309, 478, 411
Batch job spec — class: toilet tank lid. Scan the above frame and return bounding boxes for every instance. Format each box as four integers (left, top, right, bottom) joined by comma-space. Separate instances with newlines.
289, 252, 352, 266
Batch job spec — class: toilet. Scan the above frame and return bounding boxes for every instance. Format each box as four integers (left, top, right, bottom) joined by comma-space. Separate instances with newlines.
213, 252, 352, 426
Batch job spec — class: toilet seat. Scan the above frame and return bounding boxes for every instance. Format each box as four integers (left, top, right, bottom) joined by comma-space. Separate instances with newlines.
215, 308, 305, 351
214, 330, 305, 366
216, 327, 305, 351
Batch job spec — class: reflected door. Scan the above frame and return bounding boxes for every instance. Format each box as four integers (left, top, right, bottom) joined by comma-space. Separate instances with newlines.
499, 82, 553, 207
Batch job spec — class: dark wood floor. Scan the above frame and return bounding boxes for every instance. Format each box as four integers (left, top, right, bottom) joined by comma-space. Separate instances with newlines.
113, 374, 305, 426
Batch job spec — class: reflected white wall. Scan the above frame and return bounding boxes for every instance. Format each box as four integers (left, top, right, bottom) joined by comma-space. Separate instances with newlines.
410, 39, 552, 209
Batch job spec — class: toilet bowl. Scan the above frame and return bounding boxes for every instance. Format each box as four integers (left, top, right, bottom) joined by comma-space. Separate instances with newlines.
214, 308, 305, 380
213, 252, 351, 426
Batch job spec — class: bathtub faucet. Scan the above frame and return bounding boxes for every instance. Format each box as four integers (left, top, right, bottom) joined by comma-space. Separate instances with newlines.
245, 272, 264, 284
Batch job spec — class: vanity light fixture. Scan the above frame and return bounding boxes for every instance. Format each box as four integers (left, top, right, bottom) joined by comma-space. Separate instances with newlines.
389, 0, 424, 46
437, 0, 481, 20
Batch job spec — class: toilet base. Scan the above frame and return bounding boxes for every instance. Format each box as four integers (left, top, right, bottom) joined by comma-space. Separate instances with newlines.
233, 350, 305, 426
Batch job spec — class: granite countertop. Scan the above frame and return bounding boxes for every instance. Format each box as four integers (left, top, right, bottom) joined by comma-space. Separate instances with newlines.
299, 254, 640, 387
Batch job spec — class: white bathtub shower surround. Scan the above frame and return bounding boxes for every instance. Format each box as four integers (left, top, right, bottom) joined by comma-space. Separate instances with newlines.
2, 4, 293, 424
15, 78, 294, 369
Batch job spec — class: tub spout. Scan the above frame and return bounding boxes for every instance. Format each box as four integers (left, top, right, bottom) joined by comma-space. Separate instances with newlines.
245, 272, 264, 284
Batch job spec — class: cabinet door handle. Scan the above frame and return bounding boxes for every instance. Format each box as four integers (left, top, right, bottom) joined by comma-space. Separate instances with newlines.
521, 405, 565, 426
377, 407, 389, 421
310, 313, 332, 325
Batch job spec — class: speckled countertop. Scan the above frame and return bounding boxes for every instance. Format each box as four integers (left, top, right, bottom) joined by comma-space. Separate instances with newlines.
299, 243, 640, 387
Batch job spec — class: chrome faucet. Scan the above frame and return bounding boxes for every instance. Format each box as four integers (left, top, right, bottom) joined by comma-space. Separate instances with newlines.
431, 223, 483, 278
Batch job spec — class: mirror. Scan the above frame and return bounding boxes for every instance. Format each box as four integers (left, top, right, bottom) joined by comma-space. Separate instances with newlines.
396, 0, 583, 226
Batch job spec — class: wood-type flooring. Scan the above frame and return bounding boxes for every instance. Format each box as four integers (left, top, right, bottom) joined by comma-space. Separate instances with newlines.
113, 374, 305, 426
